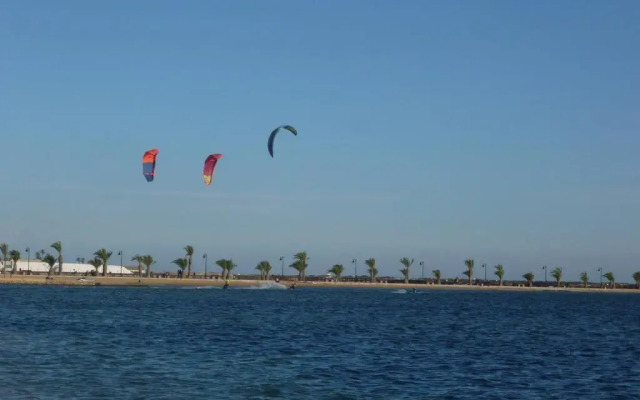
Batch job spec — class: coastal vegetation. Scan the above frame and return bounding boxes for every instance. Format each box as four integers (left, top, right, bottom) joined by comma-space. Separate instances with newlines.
523, 272, 534, 287
432, 269, 441, 284
132, 255, 143, 277
365, 258, 377, 283
551, 267, 562, 287
88, 258, 102, 275
216, 259, 236, 280
184, 245, 194, 277
400, 258, 414, 284
580, 272, 589, 288
9, 250, 20, 274
603, 272, 615, 289
141, 255, 155, 277
329, 264, 344, 282
94, 249, 112, 277
464, 259, 474, 285
256, 261, 272, 280
43, 254, 56, 277
289, 252, 309, 281
0, 243, 8, 272
172, 258, 187, 278
1, 242, 640, 289
494, 265, 504, 286
51, 241, 63, 276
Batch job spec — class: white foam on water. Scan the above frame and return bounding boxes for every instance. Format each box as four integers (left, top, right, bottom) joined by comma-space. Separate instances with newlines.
392, 289, 407, 294
247, 281, 288, 290
178, 286, 221, 290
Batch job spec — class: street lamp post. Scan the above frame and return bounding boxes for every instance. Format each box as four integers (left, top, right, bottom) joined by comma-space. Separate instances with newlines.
542, 265, 547, 283
280, 256, 284, 279
203, 253, 208, 279
118, 251, 123, 276
419, 261, 424, 280
25, 247, 30, 274
482, 263, 487, 282
352, 259, 357, 282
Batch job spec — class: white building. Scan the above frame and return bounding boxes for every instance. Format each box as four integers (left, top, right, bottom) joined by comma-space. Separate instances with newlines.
1, 260, 136, 275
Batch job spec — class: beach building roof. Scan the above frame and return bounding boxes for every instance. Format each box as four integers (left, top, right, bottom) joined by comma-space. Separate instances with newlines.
1, 260, 135, 274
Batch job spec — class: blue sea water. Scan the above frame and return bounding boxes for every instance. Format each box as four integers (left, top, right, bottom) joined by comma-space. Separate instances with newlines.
0, 284, 639, 399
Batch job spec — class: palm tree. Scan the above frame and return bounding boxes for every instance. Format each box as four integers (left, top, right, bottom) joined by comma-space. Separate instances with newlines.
603, 272, 615, 289
400, 257, 414, 284
289, 251, 309, 281
215, 259, 237, 280
329, 264, 344, 282
463, 259, 474, 285
551, 267, 562, 287
131, 254, 143, 277
141, 255, 155, 277
172, 258, 188, 278
262, 261, 272, 280
580, 272, 589, 288
184, 245, 194, 278
87, 258, 102, 275
93, 248, 112, 277
50, 241, 63, 275
1, 243, 9, 273
34, 249, 45, 261
432, 269, 441, 284
494, 265, 504, 286
523, 272, 534, 287
43, 254, 57, 278
633, 272, 640, 290
256, 261, 271, 280
216, 259, 228, 280
8, 250, 20, 274
255, 262, 265, 280
226, 259, 237, 279
364, 258, 378, 283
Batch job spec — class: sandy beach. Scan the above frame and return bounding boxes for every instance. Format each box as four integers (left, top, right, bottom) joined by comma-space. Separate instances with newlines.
0, 274, 638, 293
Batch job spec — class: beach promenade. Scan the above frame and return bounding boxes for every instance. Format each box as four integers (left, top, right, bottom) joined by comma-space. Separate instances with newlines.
0, 275, 638, 293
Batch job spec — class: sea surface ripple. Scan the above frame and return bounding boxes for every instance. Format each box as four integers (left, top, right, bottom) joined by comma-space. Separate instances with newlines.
0, 285, 638, 399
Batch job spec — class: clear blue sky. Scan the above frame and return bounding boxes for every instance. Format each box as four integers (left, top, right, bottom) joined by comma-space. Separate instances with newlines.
2, 1, 639, 282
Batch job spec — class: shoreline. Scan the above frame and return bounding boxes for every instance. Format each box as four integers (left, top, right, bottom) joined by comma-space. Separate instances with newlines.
0, 275, 638, 293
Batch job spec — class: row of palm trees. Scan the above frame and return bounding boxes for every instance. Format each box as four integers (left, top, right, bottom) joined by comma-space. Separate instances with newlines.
3, 242, 640, 288
522, 268, 621, 288
0, 241, 63, 276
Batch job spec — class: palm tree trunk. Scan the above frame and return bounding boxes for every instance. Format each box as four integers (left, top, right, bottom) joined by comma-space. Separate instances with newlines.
499, 279, 503, 286
102, 262, 107, 277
